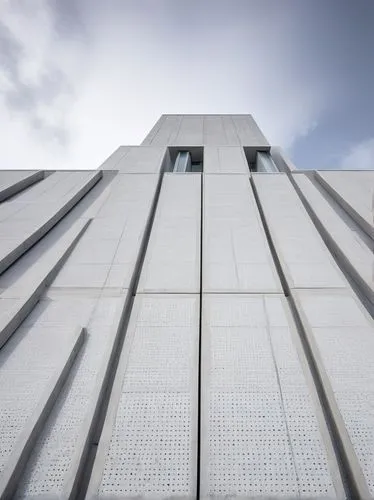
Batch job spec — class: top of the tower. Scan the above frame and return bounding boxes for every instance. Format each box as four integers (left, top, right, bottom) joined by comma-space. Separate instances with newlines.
141, 114, 269, 148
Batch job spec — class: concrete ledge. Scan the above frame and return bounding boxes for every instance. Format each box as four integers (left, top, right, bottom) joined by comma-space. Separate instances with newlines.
315, 171, 374, 241
60, 293, 131, 499
0, 326, 86, 499
0, 219, 91, 349
0, 170, 102, 276
292, 288, 374, 499
0, 171, 44, 203
293, 174, 374, 312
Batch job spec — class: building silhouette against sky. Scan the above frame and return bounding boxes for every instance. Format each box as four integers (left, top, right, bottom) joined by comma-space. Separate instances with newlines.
0, 115, 373, 499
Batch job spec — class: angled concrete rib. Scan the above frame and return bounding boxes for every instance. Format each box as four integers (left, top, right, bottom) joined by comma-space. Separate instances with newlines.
0, 170, 101, 275
294, 174, 374, 310
0, 218, 91, 349
315, 170, 374, 240
0, 326, 85, 499
0, 171, 44, 203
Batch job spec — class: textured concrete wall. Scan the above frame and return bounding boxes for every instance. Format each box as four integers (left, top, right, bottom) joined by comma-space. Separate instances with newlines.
142, 114, 269, 148
0, 115, 373, 500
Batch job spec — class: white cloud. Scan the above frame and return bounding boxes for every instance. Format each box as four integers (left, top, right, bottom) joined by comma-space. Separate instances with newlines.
340, 138, 374, 170
0, 1, 336, 170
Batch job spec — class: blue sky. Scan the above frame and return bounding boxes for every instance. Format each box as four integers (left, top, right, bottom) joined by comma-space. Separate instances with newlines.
0, 0, 373, 170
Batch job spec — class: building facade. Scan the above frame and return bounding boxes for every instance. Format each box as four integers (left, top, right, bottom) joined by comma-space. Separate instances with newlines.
0, 114, 373, 499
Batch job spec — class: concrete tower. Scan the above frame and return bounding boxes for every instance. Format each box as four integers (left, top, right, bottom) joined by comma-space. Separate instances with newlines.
0, 115, 373, 499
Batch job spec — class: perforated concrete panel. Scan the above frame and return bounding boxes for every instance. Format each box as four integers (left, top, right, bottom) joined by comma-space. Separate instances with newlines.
87, 294, 199, 500
203, 175, 281, 292
294, 289, 374, 496
253, 174, 347, 289
316, 170, 374, 238
138, 174, 201, 293
200, 294, 341, 499
0, 321, 84, 481
204, 146, 249, 174
16, 295, 127, 498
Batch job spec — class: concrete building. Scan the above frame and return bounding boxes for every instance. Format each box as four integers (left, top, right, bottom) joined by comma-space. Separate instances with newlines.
0, 114, 373, 499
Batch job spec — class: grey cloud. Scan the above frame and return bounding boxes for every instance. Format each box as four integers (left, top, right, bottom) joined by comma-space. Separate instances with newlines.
0, 20, 72, 146
47, 0, 89, 41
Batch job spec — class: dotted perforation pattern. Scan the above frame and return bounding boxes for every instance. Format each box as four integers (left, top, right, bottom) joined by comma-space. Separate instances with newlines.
0, 319, 81, 477
201, 294, 338, 499
15, 296, 123, 498
295, 289, 374, 495
95, 294, 199, 498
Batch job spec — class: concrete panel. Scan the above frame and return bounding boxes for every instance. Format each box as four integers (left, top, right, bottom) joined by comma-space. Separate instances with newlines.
253, 174, 347, 289
99, 146, 130, 170
172, 116, 204, 146
54, 174, 159, 291
16, 294, 130, 499
145, 115, 182, 146
203, 116, 228, 145
315, 171, 374, 239
200, 294, 342, 499
0, 320, 86, 492
294, 174, 374, 307
221, 115, 241, 145
115, 146, 166, 173
293, 289, 374, 497
0, 171, 101, 275
0, 327, 85, 499
203, 175, 281, 293
142, 115, 268, 147
0, 219, 90, 348
86, 294, 199, 500
204, 146, 249, 174
232, 115, 269, 147
138, 174, 201, 293
0, 171, 43, 203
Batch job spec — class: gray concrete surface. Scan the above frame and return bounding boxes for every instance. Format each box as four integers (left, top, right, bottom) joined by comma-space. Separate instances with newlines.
142, 114, 269, 148
138, 174, 201, 293
200, 293, 343, 499
0, 115, 373, 500
253, 174, 348, 290
293, 173, 374, 309
86, 294, 199, 500
204, 146, 250, 174
315, 170, 374, 239
203, 174, 281, 293
0, 170, 44, 203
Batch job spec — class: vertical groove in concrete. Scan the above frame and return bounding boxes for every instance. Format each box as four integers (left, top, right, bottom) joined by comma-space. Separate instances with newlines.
289, 173, 374, 317
0, 326, 86, 500
76, 168, 166, 499
249, 175, 366, 500
196, 172, 204, 499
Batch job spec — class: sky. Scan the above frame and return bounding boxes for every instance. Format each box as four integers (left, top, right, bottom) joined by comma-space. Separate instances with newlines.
0, 0, 373, 171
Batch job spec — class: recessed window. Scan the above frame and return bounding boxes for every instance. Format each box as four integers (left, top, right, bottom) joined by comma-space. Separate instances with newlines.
173, 151, 191, 172
168, 147, 203, 173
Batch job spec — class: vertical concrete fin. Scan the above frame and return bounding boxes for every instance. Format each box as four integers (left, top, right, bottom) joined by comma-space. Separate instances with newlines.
292, 173, 374, 313
85, 295, 199, 500
315, 171, 374, 241
0, 326, 86, 500
0, 171, 44, 203
0, 170, 102, 275
0, 218, 91, 349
